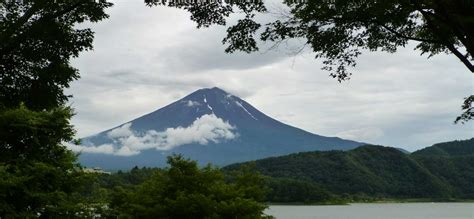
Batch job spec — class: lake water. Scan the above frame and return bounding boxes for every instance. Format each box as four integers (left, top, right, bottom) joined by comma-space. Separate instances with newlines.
266, 203, 474, 219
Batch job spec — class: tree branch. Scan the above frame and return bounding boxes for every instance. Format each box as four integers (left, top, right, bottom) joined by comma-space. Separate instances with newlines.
411, 1, 474, 73
376, 22, 441, 44
1, 1, 86, 55
42, 1, 85, 21
446, 44, 474, 72
1, 2, 40, 42
430, 0, 474, 63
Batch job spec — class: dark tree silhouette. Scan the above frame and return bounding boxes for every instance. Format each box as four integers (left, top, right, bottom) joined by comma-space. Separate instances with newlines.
0, 0, 112, 216
146, 0, 474, 123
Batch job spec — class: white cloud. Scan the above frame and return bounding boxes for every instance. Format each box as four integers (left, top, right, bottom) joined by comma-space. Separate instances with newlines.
107, 123, 133, 138
67, 114, 238, 156
115, 145, 140, 156
66, 143, 115, 155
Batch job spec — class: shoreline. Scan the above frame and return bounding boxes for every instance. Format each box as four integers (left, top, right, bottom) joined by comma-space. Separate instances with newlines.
268, 199, 474, 206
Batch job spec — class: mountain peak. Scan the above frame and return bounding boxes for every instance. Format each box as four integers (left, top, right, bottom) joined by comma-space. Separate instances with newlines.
209, 86, 224, 91
193, 87, 229, 95
182, 87, 235, 109
178, 87, 258, 122
78, 87, 363, 169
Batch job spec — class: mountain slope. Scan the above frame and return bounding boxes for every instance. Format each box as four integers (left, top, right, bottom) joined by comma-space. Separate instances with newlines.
413, 155, 474, 198
224, 145, 454, 199
411, 138, 474, 198
412, 138, 474, 156
78, 87, 362, 169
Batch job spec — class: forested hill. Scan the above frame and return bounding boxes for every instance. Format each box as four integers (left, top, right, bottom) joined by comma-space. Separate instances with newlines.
92, 142, 474, 205
412, 138, 474, 156
224, 143, 474, 201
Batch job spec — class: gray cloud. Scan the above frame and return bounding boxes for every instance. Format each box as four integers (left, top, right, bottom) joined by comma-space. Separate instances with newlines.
68, 0, 473, 152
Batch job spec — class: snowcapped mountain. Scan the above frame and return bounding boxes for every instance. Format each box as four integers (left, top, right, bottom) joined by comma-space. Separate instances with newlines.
76, 87, 363, 169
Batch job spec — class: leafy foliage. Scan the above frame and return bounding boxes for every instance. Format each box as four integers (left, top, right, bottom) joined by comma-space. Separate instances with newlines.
110, 155, 273, 218
0, 105, 75, 163
0, 0, 112, 216
98, 166, 159, 189
149, 0, 473, 78
455, 95, 474, 124
0, 0, 112, 110
0, 105, 89, 217
145, 0, 266, 53
148, 0, 474, 122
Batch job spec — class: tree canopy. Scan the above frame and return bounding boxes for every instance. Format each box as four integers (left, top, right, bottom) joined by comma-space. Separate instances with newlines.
0, 0, 112, 110
0, 0, 112, 216
146, 0, 474, 123
110, 155, 273, 218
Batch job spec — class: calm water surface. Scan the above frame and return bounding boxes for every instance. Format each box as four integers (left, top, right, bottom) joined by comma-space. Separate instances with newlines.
266, 203, 474, 219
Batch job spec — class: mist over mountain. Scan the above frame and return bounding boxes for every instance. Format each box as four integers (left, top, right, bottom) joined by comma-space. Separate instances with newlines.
75, 87, 363, 169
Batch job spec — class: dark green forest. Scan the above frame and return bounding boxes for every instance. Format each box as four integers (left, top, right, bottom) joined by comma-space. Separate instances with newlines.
225, 138, 474, 203
38, 155, 274, 218
412, 138, 474, 156
83, 138, 474, 213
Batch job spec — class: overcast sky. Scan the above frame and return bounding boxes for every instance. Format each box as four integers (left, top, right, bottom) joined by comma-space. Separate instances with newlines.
68, 0, 473, 152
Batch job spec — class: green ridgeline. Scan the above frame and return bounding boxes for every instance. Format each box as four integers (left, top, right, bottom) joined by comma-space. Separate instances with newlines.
88, 138, 474, 210
224, 138, 474, 203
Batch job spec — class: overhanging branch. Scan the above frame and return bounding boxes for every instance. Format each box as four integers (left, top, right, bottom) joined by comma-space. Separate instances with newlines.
446, 44, 474, 72
410, 0, 474, 73
377, 23, 440, 44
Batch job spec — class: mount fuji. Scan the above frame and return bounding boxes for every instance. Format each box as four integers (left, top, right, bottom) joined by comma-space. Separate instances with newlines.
76, 87, 363, 169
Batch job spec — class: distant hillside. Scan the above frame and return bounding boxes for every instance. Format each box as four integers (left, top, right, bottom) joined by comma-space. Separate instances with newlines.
414, 155, 474, 198
411, 138, 474, 198
412, 138, 474, 156
225, 144, 474, 200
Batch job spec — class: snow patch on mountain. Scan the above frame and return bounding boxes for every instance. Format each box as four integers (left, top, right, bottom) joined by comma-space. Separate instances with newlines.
183, 100, 201, 107
235, 101, 258, 120
69, 114, 237, 156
